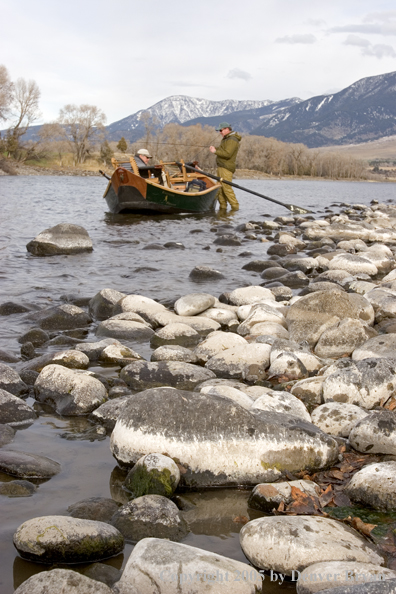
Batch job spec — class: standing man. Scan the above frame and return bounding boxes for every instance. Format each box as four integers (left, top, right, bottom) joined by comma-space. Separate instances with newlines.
209, 122, 242, 211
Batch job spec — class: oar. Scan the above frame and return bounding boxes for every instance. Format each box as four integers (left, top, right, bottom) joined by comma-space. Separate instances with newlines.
178, 163, 312, 215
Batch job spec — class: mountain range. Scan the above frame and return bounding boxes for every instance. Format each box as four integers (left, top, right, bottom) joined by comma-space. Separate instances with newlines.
5, 70, 396, 149
107, 70, 396, 148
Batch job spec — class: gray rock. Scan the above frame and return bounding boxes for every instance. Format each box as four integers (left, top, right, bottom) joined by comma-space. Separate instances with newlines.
328, 253, 378, 276
28, 304, 92, 331
239, 516, 383, 576
96, 315, 154, 340
112, 294, 166, 324
100, 344, 144, 366
194, 331, 247, 363
314, 318, 375, 359
345, 461, 396, 511
90, 396, 130, 430
287, 290, 374, 347
110, 387, 338, 487
124, 453, 180, 497
296, 561, 396, 594
120, 361, 215, 391
113, 537, 261, 594
311, 402, 368, 437
0, 389, 36, 426
75, 338, 124, 361
150, 323, 200, 348
34, 365, 107, 415
228, 286, 275, 305
322, 358, 396, 409
111, 494, 188, 542
248, 480, 320, 512
0, 423, 15, 446
291, 377, 325, 411
0, 363, 28, 396
18, 327, 50, 346
0, 349, 19, 363
14, 516, 124, 563
89, 289, 126, 320
26, 223, 93, 256
174, 293, 216, 316
202, 384, 254, 409
205, 343, 271, 382
0, 450, 60, 478
352, 334, 396, 361
151, 345, 198, 363
251, 390, 311, 421
0, 301, 30, 315
349, 411, 396, 454
0, 479, 37, 497
267, 352, 308, 381
153, 311, 221, 334
189, 265, 225, 280
14, 568, 113, 594
67, 497, 120, 522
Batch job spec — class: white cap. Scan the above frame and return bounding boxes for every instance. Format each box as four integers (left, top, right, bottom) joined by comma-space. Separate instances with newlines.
137, 149, 152, 158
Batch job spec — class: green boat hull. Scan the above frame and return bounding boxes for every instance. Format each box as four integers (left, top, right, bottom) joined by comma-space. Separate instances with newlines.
104, 170, 220, 214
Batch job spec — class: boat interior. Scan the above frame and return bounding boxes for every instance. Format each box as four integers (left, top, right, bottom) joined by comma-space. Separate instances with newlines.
111, 157, 217, 192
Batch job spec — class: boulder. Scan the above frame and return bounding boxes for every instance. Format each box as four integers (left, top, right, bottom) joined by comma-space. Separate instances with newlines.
0, 389, 36, 426
251, 390, 311, 422
314, 318, 375, 359
90, 396, 131, 430
291, 377, 325, 411
202, 385, 254, 410
67, 497, 120, 522
34, 365, 107, 415
239, 516, 383, 576
345, 461, 396, 511
120, 361, 215, 391
150, 323, 200, 348
194, 331, 247, 363
13, 569, 113, 594
0, 479, 37, 497
328, 253, 378, 276
296, 561, 396, 594
0, 363, 28, 396
349, 411, 396, 454
110, 387, 338, 487
96, 314, 154, 340
248, 480, 320, 512
124, 453, 180, 498
205, 343, 271, 382
311, 403, 368, 437
112, 294, 166, 325
89, 289, 126, 320
13, 516, 124, 563
189, 265, 225, 280
110, 495, 188, 542
28, 304, 92, 331
151, 345, 198, 364
228, 286, 275, 306
174, 293, 215, 316
322, 358, 396, 409
26, 223, 93, 256
352, 334, 396, 361
114, 538, 262, 594
0, 450, 60, 479
286, 291, 374, 347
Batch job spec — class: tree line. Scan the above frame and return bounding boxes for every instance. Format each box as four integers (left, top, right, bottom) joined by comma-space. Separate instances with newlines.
0, 64, 368, 180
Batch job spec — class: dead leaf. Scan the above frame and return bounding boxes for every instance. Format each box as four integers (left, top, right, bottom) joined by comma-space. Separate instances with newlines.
285, 486, 322, 516
319, 485, 334, 508
350, 516, 377, 537
233, 516, 249, 524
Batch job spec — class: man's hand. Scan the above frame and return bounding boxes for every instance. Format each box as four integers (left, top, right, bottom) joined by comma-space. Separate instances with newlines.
209, 146, 216, 154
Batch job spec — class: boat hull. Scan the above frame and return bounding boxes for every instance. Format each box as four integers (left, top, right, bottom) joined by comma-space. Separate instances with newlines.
104, 168, 220, 214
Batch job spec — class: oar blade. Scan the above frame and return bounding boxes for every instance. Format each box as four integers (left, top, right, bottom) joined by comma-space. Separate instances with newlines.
286, 203, 312, 215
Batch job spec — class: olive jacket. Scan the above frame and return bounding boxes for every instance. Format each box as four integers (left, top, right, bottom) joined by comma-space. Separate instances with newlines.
215, 131, 242, 173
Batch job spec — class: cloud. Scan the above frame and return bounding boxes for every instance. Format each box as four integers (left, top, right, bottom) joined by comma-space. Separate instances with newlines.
328, 11, 396, 37
344, 35, 370, 47
276, 34, 316, 44
226, 68, 252, 81
305, 19, 326, 27
362, 44, 396, 58
343, 34, 395, 58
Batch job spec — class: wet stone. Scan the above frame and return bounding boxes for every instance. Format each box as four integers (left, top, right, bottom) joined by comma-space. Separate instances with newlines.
26, 223, 93, 256
174, 292, 215, 316
14, 568, 114, 594
110, 494, 188, 542
67, 497, 120, 522
0, 389, 37, 426
0, 349, 19, 363
124, 453, 180, 498
0, 363, 28, 397
0, 479, 37, 497
151, 345, 198, 364
120, 361, 216, 391
189, 265, 225, 280
89, 288, 127, 321
248, 480, 320, 512
28, 304, 92, 331
18, 328, 50, 346
0, 301, 30, 315
0, 423, 15, 446
13, 515, 124, 564
0, 450, 61, 479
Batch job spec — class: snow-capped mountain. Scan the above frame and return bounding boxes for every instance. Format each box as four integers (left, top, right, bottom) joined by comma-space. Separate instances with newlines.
106, 95, 290, 140
250, 70, 396, 147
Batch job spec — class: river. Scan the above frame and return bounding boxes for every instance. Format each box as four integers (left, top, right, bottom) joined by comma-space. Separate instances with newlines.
0, 175, 395, 594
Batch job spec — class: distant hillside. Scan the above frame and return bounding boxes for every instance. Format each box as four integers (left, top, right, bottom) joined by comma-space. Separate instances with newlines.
4, 71, 396, 149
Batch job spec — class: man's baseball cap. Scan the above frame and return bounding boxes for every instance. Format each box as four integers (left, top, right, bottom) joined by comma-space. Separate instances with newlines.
215, 122, 232, 131
137, 149, 152, 158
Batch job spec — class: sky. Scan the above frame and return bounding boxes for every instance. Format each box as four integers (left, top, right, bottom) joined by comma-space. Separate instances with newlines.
2, 0, 396, 126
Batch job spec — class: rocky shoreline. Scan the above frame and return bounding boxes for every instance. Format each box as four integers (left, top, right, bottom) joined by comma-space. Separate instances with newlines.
4, 201, 396, 593
0, 158, 100, 176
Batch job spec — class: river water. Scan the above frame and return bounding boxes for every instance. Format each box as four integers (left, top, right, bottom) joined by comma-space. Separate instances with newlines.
0, 176, 395, 594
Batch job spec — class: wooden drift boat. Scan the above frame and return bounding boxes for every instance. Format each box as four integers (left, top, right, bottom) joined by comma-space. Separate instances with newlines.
103, 157, 221, 214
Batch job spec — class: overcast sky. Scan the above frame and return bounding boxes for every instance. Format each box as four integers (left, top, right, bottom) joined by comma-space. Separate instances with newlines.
2, 0, 396, 125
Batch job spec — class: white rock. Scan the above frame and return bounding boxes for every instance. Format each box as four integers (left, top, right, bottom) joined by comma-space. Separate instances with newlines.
14, 569, 113, 594
345, 461, 396, 511
174, 293, 215, 316
228, 286, 275, 306
252, 390, 311, 422
311, 402, 368, 437
194, 331, 247, 363
205, 343, 272, 382
239, 516, 384, 576
204, 385, 254, 410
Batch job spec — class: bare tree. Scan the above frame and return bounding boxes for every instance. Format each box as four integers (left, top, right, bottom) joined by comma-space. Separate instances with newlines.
39, 123, 69, 166
10, 78, 41, 140
0, 65, 13, 122
58, 104, 106, 164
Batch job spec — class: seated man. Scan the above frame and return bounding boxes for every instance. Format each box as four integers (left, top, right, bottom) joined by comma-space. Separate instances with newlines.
133, 148, 164, 183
